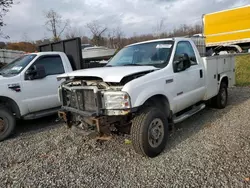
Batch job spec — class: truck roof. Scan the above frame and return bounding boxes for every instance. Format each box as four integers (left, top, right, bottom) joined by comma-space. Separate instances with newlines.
29, 52, 66, 56
126, 37, 191, 47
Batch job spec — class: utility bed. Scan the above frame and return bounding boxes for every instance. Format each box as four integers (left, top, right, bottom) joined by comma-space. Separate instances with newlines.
203, 54, 235, 100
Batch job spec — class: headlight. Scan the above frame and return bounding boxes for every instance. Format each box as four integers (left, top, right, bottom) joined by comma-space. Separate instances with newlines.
103, 91, 131, 110
58, 86, 62, 103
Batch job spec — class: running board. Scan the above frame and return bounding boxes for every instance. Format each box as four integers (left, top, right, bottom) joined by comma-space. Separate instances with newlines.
23, 108, 60, 120
173, 103, 206, 124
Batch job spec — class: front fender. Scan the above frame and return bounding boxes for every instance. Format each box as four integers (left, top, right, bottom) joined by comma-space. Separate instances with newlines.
0, 95, 22, 118
122, 77, 175, 112
0, 75, 27, 117
134, 87, 172, 108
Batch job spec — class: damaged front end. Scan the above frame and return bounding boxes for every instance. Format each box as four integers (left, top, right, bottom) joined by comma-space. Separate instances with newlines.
58, 78, 133, 138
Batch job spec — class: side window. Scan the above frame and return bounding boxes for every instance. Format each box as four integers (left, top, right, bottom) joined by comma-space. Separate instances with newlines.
174, 41, 197, 65
33, 55, 65, 76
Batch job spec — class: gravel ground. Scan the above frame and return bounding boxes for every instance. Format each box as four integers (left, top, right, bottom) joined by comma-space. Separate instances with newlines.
0, 87, 250, 188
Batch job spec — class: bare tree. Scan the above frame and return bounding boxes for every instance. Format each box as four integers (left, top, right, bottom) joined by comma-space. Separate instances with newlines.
44, 9, 69, 41
0, 41, 6, 48
86, 20, 107, 46
153, 18, 166, 38
108, 26, 124, 49
169, 23, 202, 37
65, 26, 83, 39
193, 24, 202, 34
81, 36, 91, 44
114, 26, 124, 48
0, 0, 13, 38
107, 28, 116, 48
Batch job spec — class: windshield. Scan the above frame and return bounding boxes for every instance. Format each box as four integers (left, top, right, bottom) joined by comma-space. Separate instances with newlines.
107, 41, 174, 68
0, 54, 37, 76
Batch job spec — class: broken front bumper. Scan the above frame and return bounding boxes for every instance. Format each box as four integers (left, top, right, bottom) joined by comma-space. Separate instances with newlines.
59, 85, 133, 117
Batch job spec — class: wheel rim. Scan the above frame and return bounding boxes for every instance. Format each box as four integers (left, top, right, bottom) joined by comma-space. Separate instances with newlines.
0, 117, 5, 133
221, 88, 227, 105
148, 118, 164, 148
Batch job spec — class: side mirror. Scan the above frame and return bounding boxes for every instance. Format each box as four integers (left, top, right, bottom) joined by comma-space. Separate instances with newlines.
25, 64, 46, 80
173, 53, 191, 72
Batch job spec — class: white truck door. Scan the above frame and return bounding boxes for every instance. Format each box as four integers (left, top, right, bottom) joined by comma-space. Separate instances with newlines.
21, 55, 65, 113
173, 41, 205, 112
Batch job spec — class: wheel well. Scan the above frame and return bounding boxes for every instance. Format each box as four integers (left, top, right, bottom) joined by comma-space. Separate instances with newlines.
0, 96, 20, 118
221, 76, 228, 87
142, 95, 170, 118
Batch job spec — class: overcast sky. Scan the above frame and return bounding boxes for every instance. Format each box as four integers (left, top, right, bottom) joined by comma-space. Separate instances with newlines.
2, 0, 250, 42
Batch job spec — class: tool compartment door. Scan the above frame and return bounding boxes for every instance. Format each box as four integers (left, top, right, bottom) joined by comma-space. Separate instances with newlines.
203, 57, 218, 100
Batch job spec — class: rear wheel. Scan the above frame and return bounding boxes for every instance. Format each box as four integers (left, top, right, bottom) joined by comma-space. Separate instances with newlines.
131, 107, 168, 158
212, 82, 228, 109
0, 107, 16, 141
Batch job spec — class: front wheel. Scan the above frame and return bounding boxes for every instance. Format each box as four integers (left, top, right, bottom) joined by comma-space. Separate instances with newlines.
131, 107, 169, 158
0, 107, 16, 141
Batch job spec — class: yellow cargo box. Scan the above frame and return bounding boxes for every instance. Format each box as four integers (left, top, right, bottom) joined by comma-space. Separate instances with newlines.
203, 5, 250, 47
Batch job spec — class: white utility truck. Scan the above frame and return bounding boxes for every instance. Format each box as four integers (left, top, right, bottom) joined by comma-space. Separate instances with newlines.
57, 37, 235, 158
0, 38, 108, 141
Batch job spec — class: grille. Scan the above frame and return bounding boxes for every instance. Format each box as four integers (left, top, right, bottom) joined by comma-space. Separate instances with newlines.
62, 88, 97, 112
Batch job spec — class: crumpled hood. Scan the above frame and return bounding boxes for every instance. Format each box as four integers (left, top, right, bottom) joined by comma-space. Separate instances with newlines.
58, 66, 159, 82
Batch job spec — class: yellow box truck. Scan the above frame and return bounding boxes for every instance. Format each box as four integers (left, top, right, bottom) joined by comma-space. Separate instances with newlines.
203, 5, 250, 52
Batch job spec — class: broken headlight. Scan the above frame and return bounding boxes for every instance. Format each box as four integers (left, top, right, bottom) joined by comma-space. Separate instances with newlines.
103, 91, 131, 110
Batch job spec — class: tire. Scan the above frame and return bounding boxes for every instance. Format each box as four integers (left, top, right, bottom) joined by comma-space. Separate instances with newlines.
131, 107, 169, 158
212, 82, 228, 109
0, 107, 16, 141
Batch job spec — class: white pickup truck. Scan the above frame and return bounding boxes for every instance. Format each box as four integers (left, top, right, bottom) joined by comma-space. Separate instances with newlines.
0, 52, 74, 141
57, 37, 235, 158
0, 37, 111, 141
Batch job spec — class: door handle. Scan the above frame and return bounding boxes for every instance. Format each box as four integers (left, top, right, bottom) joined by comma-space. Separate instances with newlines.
8, 83, 21, 92
200, 69, 203, 78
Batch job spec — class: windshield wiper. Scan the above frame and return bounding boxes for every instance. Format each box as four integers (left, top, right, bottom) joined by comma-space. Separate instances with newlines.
105, 64, 144, 67
122, 63, 144, 66
0, 72, 17, 76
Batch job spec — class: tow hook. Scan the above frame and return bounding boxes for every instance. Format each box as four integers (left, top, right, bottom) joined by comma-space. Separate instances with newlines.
58, 111, 72, 128
58, 111, 67, 122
